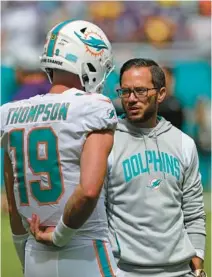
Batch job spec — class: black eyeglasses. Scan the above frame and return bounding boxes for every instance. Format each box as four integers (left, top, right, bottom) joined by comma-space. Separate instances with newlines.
116, 87, 158, 99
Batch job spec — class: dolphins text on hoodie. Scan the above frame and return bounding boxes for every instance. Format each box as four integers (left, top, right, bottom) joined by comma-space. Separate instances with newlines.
105, 117, 206, 275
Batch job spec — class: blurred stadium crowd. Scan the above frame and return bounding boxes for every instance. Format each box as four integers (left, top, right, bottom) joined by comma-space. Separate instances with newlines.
1, 1, 211, 193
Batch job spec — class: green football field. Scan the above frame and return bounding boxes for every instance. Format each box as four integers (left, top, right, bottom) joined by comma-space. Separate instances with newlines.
1, 213, 211, 277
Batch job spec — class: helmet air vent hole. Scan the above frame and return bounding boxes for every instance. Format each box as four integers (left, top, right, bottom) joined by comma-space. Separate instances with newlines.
87, 63, 96, 72
80, 28, 87, 34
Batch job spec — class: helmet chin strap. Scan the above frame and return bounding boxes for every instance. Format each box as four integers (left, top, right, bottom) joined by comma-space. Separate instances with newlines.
45, 68, 53, 84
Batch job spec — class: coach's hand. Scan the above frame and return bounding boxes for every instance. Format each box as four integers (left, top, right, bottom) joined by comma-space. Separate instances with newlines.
27, 214, 55, 246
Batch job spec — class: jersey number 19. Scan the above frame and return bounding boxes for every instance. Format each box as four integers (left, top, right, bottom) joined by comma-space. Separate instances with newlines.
9, 127, 64, 205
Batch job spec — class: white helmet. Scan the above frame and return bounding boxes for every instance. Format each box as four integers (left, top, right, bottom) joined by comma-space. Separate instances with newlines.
40, 19, 114, 93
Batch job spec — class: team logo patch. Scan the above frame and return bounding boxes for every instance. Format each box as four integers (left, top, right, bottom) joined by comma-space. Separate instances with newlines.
105, 108, 116, 120
147, 179, 162, 190
74, 31, 108, 56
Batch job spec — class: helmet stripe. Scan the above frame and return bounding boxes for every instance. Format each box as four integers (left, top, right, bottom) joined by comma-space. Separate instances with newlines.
47, 19, 75, 57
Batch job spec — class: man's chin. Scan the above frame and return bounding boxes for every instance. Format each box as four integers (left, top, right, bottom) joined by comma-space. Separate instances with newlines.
127, 114, 144, 122
126, 109, 156, 123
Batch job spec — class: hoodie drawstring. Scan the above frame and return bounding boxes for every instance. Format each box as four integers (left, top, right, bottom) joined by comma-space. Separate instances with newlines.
142, 131, 166, 180
142, 134, 150, 177
154, 131, 166, 180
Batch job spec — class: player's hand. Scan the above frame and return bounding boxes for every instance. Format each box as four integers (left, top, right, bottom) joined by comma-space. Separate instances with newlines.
27, 214, 55, 246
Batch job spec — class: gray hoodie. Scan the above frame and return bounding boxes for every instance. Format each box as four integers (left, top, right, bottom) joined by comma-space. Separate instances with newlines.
105, 117, 206, 277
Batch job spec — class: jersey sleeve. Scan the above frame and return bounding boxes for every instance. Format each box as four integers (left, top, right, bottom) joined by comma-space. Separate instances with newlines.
83, 96, 118, 132
0, 104, 9, 149
0, 105, 5, 136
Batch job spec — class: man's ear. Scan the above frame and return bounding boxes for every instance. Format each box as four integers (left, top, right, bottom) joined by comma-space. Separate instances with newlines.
157, 87, 166, 103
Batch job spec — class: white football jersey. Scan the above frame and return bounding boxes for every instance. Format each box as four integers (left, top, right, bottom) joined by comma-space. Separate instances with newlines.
1, 88, 117, 241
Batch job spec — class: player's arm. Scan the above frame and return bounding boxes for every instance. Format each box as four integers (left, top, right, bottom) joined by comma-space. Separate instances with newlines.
64, 129, 113, 227
29, 129, 114, 246
52, 129, 114, 246
4, 151, 28, 269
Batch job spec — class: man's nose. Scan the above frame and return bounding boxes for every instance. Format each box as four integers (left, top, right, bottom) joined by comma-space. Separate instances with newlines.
128, 91, 138, 102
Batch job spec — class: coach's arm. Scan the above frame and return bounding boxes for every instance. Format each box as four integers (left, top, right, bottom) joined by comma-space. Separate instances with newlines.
182, 139, 206, 271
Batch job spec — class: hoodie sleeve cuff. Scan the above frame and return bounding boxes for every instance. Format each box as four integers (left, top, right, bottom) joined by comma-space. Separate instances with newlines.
188, 233, 206, 252
195, 249, 205, 260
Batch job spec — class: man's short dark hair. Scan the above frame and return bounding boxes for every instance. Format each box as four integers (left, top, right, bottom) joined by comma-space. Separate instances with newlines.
119, 58, 166, 90
162, 66, 173, 77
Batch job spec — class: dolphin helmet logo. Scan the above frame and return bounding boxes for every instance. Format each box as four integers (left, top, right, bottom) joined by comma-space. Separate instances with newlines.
147, 179, 162, 190
74, 31, 108, 56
